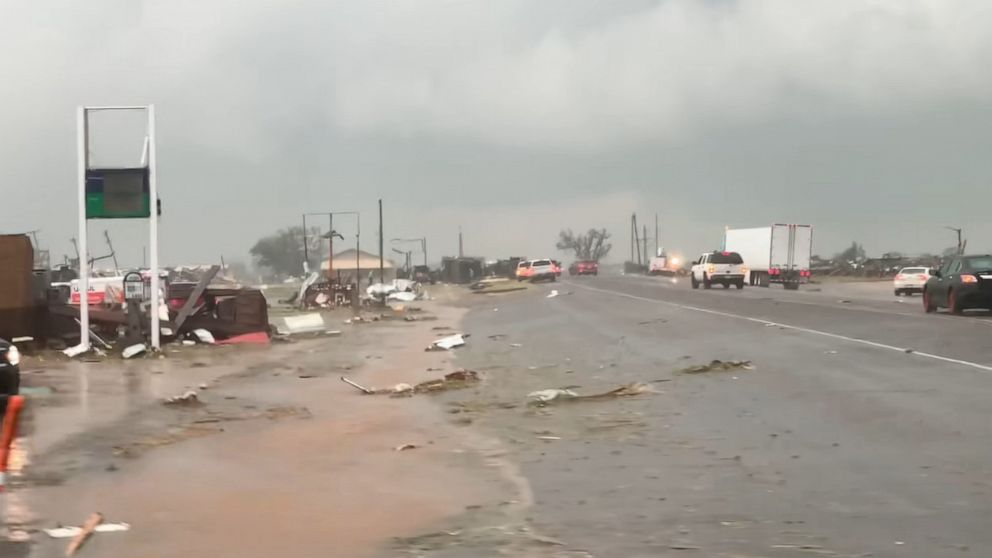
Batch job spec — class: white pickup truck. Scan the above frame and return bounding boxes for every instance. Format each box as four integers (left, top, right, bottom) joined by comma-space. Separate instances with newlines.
690, 251, 746, 290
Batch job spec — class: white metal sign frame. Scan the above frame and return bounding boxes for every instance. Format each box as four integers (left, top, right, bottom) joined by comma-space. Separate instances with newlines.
76, 105, 160, 350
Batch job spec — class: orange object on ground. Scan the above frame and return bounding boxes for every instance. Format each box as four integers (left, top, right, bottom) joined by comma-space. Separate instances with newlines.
216, 332, 270, 345
0, 395, 25, 491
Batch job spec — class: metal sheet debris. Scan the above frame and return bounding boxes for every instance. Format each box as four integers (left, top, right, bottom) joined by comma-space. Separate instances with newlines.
528, 383, 652, 405
45, 523, 131, 539
678, 360, 754, 374
122, 343, 147, 359
426, 333, 469, 351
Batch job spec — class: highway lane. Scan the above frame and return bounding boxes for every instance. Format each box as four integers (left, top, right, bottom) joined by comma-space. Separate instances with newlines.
453, 275, 992, 558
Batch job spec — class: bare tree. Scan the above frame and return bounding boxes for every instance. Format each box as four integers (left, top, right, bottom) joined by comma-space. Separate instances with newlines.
556, 228, 613, 261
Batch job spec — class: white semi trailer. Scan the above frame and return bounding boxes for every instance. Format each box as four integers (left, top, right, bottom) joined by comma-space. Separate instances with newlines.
724, 224, 812, 289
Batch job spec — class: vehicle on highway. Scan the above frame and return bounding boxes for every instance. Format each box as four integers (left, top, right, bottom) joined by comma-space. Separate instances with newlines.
893, 267, 931, 296
725, 224, 812, 289
690, 251, 746, 289
648, 249, 679, 277
569, 260, 599, 276
528, 259, 557, 282
923, 255, 992, 314
515, 260, 533, 281
0, 338, 21, 398
551, 260, 563, 278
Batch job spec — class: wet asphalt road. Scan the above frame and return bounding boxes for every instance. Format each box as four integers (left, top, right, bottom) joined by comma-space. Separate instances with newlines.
452, 275, 992, 558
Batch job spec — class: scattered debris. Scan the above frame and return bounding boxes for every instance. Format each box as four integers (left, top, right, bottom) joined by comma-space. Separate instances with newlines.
181, 340, 196, 346
65, 512, 103, 556
537, 435, 562, 441
394, 443, 418, 451
340, 376, 375, 394
838, 299, 852, 304
122, 343, 147, 359
341, 369, 481, 396
45, 522, 130, 539
528, 383, 652, 405
163, 391, 201, 406
904, 348, 914, 354
509, 343, 522, 348
192, 329, 215, 344
388, 291, 418, 303
487, 334, 508, 340
391, 383, 415, 396
678, 360, 754, 374
216, 332, 270, 345
547, 290, 560, 298
426, 333, 469, 351
63, 344, 89, 358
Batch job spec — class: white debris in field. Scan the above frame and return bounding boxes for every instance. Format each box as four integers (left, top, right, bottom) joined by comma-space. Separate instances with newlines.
163, 391, 200, 406
547, 290, 559, 298
392, 383, 414, 395
182, 340, 196, 346
45, 523, 131, 539
192, 329, 216, 344
427, 333, 468, 351
528, 389, 577, 403
63, 344, 89, 358
122, 344, 147, 359
394, 443, 418, 451
387, 291, 418, 302
509, 343, 522, 348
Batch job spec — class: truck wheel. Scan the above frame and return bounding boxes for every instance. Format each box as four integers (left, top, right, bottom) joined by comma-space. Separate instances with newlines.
923, 289, 937, 313
691, 275, 699, 289
703, 274, 712, 289
736, 280, 744, 289
722, 282, 730, 289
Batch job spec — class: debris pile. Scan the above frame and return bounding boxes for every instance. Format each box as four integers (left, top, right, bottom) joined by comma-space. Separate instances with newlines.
527, 382, 652, 406
677, 360, 754, 374
341, 369, 481, 397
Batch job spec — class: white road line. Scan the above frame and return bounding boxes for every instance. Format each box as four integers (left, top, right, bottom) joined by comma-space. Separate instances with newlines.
567, 281, 992, 373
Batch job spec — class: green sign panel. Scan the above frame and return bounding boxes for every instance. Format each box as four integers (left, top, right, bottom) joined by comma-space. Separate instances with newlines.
85, 168, 151, 219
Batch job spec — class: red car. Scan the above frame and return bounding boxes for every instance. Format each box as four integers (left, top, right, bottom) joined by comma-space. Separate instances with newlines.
568, 261, 599, 276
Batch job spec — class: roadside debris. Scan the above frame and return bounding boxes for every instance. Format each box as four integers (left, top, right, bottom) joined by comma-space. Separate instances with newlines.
547, 290, 559, 298
45, 522, 130, 539
63, 344, 89, 358
65, 512, 103, 556
341, 369, 481, 396
394, 443, 418, 451
426, 333, 469, 351
678, 360, 754, 374
163, 391, 201, 406
191, 328, 215, 344
528, 383, 652, 405
122, 343, 147, 359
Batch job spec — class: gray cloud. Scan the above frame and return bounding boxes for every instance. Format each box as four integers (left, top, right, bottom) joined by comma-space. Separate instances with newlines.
1, 0, 990, 267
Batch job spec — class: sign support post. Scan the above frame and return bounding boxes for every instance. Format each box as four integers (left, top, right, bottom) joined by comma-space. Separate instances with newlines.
76, 105, 161, 351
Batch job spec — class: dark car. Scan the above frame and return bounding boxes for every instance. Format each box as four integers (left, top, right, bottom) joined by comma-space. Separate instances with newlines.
568, 261, 599, 276
412, 265, 436, 284
923, 255, 992, 314
0, 338, 21, 398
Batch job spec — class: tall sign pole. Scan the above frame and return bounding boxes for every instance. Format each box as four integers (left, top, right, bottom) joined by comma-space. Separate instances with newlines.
76, 108, 90, 350
147, 105, 161, 350
77, 105, 161, 351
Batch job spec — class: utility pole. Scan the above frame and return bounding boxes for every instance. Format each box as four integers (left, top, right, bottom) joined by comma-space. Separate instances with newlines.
302, 214, 309, 274
654, 213, 659, 258
630, 214, 635, 263
378, 199, 384, 283
632, 213, 641, 266
643, 224, 649, 267
458, 226, 464, 258
945, 226, 964, 255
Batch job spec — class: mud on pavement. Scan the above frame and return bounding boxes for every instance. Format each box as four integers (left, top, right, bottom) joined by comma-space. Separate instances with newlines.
3, 293, 537, 558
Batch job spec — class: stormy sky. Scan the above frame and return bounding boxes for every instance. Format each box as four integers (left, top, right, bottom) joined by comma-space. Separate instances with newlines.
2, 0, 991, 270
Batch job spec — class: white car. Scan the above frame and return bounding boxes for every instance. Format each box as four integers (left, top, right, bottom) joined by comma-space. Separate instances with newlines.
894, 267, 931, 296
690, 251, 746, 289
